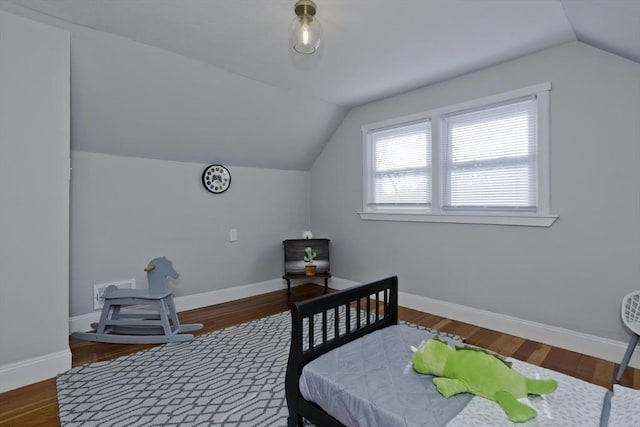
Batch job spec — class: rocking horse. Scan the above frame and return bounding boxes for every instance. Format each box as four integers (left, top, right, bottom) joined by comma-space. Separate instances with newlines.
72, 257, 203, 344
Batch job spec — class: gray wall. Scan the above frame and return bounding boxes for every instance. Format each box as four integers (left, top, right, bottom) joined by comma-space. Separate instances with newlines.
310, 41, 640, 342
70, 151, 309, 316
0, 11, 70, 364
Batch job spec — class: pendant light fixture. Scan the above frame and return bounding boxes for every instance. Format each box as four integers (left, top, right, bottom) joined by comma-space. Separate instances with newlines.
289, 0, 323, 55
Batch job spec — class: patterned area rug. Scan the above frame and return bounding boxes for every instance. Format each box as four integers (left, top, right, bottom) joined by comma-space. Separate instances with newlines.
57, 311, 460, 426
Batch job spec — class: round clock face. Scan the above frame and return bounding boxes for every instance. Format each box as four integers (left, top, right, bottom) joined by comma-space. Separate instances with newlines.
202, 164, 231, 194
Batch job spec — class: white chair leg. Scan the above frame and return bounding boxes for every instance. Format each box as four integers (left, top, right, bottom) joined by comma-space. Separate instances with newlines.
616, 333, 639, 382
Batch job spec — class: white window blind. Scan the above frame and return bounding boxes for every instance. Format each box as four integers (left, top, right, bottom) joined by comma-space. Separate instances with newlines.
369, 120, 431, 208
442, 97, 537, 211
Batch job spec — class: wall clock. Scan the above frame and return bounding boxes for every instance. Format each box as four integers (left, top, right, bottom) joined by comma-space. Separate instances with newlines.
202, 164, 231, 194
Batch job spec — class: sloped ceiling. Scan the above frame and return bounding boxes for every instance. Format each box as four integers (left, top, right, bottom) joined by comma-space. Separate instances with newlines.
0, 0, 638, 170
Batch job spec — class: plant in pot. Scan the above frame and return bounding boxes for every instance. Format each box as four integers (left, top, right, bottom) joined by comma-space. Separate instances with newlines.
304, 247, 317, 276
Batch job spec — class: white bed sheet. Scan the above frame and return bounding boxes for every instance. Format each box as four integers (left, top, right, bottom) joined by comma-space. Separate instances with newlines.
300, 324, 620, 427
446, 358, 609, 427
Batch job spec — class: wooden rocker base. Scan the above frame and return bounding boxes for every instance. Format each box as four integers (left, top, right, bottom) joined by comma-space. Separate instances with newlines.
71, 329, 198, 344
71, 309, 204, 345
88, 322, 203, 336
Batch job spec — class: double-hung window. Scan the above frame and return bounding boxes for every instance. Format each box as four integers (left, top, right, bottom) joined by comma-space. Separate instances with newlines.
360, 83, 557, 227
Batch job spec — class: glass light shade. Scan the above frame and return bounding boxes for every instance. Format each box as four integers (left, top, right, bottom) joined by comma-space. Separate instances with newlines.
289, 14, 322, 54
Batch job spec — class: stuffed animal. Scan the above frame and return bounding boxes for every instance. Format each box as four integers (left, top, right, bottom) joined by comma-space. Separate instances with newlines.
412, 338, 558, 423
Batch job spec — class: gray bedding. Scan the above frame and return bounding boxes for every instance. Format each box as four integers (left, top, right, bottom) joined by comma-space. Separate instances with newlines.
299, 325, 472, 427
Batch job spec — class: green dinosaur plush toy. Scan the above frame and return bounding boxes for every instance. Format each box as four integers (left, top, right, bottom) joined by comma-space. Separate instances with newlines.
412, 338, 558, 423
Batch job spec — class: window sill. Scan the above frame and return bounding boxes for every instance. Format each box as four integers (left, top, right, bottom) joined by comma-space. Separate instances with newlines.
357, 211, 558, 227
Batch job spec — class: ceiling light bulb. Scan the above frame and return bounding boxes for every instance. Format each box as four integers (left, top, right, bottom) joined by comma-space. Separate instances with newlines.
289, 0, 323, 55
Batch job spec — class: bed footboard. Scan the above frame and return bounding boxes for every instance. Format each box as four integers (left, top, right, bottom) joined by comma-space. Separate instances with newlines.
285, 276, 398, 427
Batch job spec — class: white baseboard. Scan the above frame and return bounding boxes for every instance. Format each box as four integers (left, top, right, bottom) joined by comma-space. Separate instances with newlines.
68, 276, 638, 370
398, 291, 640, 369
69, 277, 365, 333
172, 278, 286, 313
0, 349, 71, 394
69, 278, 288, 333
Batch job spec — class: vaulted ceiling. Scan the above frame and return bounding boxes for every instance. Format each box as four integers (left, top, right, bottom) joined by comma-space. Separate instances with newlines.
1, 0, 639, 170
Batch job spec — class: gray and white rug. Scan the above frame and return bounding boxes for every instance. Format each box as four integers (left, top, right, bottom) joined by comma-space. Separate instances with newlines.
57, 311, 459, 426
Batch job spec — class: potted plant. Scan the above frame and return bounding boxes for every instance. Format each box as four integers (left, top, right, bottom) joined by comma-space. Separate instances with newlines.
304, 247, 317, 276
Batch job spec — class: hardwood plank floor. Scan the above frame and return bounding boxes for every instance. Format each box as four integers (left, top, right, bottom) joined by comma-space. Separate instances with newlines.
0, 283, 637, 426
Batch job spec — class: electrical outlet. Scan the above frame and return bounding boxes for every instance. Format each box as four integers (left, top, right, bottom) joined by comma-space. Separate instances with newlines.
93, 279, 136, 310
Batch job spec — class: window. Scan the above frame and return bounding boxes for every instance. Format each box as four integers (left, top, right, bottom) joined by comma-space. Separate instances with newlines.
368, 120, 431, 209
442, 97, 537, 211
360, 83, 556, 227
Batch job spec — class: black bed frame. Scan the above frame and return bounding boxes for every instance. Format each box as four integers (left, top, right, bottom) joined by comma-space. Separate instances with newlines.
285, 276, 399, 426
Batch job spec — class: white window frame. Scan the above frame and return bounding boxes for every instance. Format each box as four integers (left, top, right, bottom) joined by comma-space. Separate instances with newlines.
359, 83, 558, 227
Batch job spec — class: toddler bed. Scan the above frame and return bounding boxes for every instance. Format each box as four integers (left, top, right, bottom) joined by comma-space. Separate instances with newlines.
285, 276, 618, 427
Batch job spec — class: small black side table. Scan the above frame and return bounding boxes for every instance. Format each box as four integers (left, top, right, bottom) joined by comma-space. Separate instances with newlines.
282, 238, 331, 299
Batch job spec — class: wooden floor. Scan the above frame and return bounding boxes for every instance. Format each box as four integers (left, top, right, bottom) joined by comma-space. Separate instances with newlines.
1, 283, 638, 426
